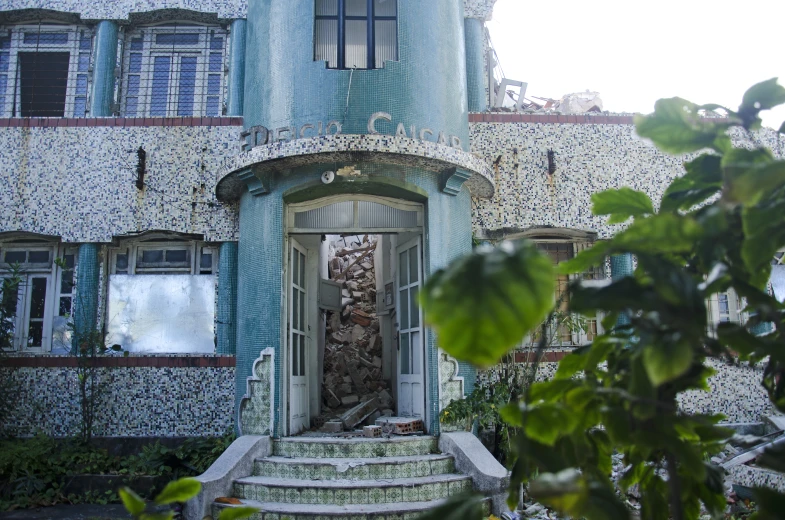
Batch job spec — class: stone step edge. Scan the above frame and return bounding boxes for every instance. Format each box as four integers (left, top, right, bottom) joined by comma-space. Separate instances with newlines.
214, 497, 454, 515
235, 474, 471, 489
256, 454, 453, 465
274, 436, 436, 444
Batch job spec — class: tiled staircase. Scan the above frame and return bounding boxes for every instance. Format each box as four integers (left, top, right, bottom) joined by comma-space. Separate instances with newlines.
212, 436, 480, 520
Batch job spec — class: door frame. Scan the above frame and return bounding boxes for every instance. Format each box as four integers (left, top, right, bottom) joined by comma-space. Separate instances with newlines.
282, 195, 430, 436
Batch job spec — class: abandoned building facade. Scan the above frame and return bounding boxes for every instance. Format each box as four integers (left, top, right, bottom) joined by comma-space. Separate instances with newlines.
0, 0, 782, 445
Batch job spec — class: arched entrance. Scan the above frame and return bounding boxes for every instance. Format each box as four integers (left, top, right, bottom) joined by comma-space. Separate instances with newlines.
283, 195, 425, 435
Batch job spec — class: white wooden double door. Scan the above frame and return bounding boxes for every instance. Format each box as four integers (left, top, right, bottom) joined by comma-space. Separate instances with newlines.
286, 236, 426, 434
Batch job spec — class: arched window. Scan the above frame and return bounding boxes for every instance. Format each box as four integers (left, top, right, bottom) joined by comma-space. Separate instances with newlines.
314, 0, 398, 70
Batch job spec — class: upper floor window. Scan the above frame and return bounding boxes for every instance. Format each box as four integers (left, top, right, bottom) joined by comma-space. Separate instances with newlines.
314, 0, 398, 70
0, 24, 93, 117
121, 25, 227, 117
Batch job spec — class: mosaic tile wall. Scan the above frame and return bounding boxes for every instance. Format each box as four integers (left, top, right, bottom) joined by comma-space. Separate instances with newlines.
0, 0, 246, 20
3, 364, 235, 437
463, 0, 498, 20
469, 121, 785, 239
487, 358, 773, 424
0, 125, 241, 243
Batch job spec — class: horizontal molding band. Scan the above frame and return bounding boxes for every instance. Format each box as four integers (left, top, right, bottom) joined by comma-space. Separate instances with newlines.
0, 117, 244, 128
1, 355, 236, 368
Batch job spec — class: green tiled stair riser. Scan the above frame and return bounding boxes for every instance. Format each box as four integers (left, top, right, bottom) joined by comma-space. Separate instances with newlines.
210, 509, 481, 520
254, 456, 454, 480
211, 436, 484, 519
271, 438, 439, 458
232, 477, 472, 504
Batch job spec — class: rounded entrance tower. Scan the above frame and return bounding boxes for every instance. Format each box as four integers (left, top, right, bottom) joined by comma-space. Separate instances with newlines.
220, 0, 495, 437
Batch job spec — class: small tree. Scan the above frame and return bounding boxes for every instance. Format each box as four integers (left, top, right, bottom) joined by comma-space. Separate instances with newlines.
422, 79, 785, 519
0, 265, 22, 435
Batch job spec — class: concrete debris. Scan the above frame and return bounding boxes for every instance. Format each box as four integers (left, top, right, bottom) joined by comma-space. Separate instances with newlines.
316, 235, 395, 433
364, 425, 382, 438
341, 397, 380, 430
554, 91, 603, 114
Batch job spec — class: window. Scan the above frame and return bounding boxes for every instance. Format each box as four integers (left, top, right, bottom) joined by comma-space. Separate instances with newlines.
121, 25, 227, 117
0, 242, 75, 353
110, 241, 216, 275
707, 289, 742, 331
519, 241, 604, 348
314, 0, 398, 70
0, 25, 93, 117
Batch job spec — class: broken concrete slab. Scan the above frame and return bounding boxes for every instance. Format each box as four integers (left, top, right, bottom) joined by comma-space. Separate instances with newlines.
323, 421, 343, 433
341, 395, 360, 407
340, 397, 380, 429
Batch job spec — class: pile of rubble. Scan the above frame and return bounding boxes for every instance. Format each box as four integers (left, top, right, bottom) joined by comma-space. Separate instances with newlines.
317, 235, 395, 433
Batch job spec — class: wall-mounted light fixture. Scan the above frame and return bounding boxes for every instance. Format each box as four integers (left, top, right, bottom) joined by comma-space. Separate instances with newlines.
547, 149, 556, 175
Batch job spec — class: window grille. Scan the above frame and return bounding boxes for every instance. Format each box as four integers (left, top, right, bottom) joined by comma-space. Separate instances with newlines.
120, 24, 227, 117
0, 24, 93, 117
314, 0, 398, 70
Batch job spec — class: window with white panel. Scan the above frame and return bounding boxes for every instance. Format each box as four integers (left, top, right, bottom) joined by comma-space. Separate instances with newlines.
121, 25, 227, 117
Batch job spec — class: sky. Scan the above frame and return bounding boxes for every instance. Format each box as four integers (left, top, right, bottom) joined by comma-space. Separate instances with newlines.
486, 0, 785, 130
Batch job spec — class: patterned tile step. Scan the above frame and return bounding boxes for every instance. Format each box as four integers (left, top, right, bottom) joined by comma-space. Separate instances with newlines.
232, 474, 473, 504
272, 436, 439, 458
253, 454, 455, 480
212, 497, 487, 520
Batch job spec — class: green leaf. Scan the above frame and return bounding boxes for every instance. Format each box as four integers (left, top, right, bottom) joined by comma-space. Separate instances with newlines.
726, 160, 785, 207
139, 514, 174, 520
584, 481, 630, 520
642, 340, 694, 387
660, 154, 722, 213
756, 443, 785, 474
634, 97, 731, 154
741, 195, 785, 286
153, 478, 201, 505
522, 403, 579, 446
119, 487, 146, 517
753, 486, 785, 520
420, 241, 554, 367
611, 214, 703, 254
218, 506, 261, 520
529, 469, 588, 515
592, 188, 654, 224
557, 241, 612, 275
738, 78, 785, 130
415, 492, 485, 520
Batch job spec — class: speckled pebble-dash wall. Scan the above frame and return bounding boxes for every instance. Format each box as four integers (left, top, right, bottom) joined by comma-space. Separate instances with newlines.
0, 123, 241, 242
469, 119, 785, 239
2, 358, 235, 437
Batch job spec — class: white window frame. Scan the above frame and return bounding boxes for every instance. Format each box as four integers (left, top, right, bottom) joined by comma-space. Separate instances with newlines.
0, 24, 93, 118
707, 288, 743, 336
120, 24, 228, 118
109, 240, 217, 275
0, 242, 75, 353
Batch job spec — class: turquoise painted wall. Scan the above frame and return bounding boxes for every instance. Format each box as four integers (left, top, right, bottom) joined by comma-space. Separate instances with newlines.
234, 163, 472, 435
243, 0, 469, 146
236, 0, 475, 435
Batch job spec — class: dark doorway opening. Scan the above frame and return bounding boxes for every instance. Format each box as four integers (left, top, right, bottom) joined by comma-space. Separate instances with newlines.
19, 52, 70, 117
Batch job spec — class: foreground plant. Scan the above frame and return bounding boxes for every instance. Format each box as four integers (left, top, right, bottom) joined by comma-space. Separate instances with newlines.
120, 477, 258, 520
421, 78, 785, 520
